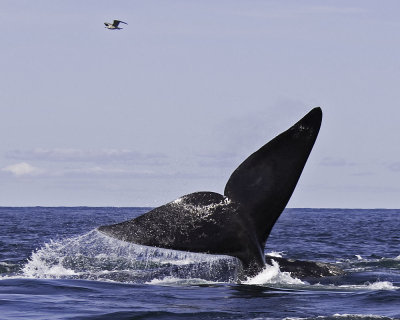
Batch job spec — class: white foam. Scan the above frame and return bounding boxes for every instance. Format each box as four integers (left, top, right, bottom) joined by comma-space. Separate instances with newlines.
308, 280, 399, 292
332, 314, 393, 319
266, 251, 284, 258
22, 241, 78, 278
145, 276, 218, 286
0, 273, 27, 281
334, 280, 399, 291
363, 281, 398, 290
283, 314, 394, 320
243, 260, 304, 286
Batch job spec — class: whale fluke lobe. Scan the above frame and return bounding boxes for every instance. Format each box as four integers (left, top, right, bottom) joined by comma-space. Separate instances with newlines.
98, 107, 323, 277
224, 107, 322, 247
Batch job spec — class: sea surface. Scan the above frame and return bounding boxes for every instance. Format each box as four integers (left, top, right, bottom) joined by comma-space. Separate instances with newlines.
0, 207, 399, 320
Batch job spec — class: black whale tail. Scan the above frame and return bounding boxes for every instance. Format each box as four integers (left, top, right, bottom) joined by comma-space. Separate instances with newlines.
98, 107, 323, 278
224, 107, 322, 247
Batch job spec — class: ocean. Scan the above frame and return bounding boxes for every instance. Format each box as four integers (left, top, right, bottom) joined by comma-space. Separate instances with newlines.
0, 207, 399, 320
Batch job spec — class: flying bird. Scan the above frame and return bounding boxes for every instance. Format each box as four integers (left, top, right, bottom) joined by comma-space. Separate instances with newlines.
104, 20, 127, 30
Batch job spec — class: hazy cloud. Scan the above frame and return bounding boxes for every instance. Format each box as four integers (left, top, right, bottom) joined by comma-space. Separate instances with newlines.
6, 148, 168, 165
0, 163, 207, 180
231, 4, 365, 19
196, 152, 239, 168
350, 171, 374, 177
215, 99, 310, 154
307, 5, 365, 15
312, 184, 400, 193
386, 162, 400, 172
2, 162, 44, 177
60, 166, 158, 178
320, 157, 355, 167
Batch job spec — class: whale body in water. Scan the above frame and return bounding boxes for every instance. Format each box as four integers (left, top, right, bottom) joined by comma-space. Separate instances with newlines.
99, 108, 324, 277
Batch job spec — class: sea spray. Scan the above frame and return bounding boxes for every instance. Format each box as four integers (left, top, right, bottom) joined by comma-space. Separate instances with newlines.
243, 260, 305, 286
22, 230, 241, 283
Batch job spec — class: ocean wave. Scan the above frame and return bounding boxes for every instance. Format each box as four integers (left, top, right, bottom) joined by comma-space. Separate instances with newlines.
339, 255, 400, 272
341, 281, 398, 291
308, 281, 399, 292
0, 261, 20, 274
283, 314, 396, 320
145, 276, 221, 286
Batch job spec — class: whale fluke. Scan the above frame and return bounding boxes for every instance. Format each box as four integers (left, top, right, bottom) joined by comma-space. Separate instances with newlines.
224, 107, 322, 250
98, 107, 322, 276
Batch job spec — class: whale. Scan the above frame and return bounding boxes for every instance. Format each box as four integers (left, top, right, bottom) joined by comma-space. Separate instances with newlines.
99, 107, 323, 277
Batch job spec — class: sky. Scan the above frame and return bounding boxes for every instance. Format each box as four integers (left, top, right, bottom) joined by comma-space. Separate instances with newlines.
1, 1, 400, 208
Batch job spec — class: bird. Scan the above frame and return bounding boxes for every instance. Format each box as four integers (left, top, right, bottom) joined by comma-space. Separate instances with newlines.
104, 20, 127, 30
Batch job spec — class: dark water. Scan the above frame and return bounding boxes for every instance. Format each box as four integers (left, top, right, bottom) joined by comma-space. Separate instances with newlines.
0, 207, 399, 320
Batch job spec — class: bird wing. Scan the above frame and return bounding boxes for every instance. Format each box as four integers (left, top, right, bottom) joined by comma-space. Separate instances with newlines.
113, 20, 127, 27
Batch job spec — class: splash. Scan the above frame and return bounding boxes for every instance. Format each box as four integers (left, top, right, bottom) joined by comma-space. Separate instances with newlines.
265, 251, 284, 258
243, 260, 305, 286
19, 231, 308, 287
21, 230, 240, 283
359, 281, 398, 291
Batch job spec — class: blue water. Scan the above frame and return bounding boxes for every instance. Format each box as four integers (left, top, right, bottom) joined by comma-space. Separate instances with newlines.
0, 207, 399, 319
